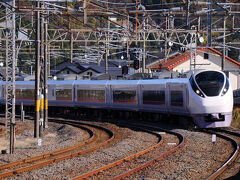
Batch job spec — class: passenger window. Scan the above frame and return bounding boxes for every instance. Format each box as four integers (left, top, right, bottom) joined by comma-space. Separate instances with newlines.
56, 89, 72, 101
16, 89, 34, 100
143, 90, 165, 105
113, 90, 137, 104
77, 90, 105, 103
171, 91, 183, 106
204, 53, 209, 59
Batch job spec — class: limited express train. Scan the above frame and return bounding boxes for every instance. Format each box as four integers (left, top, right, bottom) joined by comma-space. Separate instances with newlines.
0, 69, 233, 128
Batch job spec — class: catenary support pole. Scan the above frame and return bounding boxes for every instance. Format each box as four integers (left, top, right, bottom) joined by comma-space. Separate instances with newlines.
44, 11, 48, 128
34, 0, 40, 138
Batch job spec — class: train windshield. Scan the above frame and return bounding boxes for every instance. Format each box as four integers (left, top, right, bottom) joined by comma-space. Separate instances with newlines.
195, 71, 224, 96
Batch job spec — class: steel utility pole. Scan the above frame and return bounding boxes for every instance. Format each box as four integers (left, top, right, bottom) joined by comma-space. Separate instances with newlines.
39, 2, 45, 137
5, 0, 16, 154
222, 16, 226, 71
207, 0, 212, 47
44, 7, 48, 129
83, 0, 88, 24
35, 0, 40, 138
143, 16, 146, 73
190, 26, 197, 70
186, 0, 190, 28
105, 3, 109, 74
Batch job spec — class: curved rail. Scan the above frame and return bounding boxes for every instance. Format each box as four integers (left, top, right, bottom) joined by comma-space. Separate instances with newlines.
112, 123, 184, 180
0, 119, 114, 179
203, 129, 239, 180
0, 124, 94, 171
72, 123, 184, 180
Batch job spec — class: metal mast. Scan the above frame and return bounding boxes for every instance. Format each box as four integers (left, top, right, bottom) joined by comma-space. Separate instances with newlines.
5, 0, 16, 154
44, 7, 48, 129
190, 27, 197, 70
207, 0, 212, 47
222, 16, 226, 71
186, 0, 190, 28
34, 0, 40, 138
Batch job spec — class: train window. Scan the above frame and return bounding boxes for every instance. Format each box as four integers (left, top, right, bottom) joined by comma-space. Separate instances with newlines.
204, 53, 209, 59
16, 89, 34, 100
56, 89, 72, 101
190, 76, 204, 97
171, 91, 183, 106
77, 90, 105, 103
113, 90, 137, 104
143, 90, 165, 105
195, 71, 224, 96
221, 78, 229, 96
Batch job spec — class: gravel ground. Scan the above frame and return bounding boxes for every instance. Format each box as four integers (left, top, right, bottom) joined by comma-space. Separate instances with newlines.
5, 122, 159, 180
0, 119, 239, 180
128, 128, 234, 180
0, 119, 88, 164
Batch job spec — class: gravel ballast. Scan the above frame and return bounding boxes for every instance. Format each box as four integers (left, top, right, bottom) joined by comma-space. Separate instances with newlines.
0, 119, 238, 179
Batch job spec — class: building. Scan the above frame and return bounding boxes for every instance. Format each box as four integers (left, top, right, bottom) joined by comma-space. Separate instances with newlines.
148, 47, 240, 90
51, 60, 124, 80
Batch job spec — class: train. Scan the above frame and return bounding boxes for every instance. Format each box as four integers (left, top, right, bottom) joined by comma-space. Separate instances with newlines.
0, 69, 233, 128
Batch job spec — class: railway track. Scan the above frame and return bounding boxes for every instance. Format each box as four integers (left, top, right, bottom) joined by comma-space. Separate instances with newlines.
203, 128, 240, 180
0, 119, 114, 179
3, 115, 239, 179
72, 122, 184, 179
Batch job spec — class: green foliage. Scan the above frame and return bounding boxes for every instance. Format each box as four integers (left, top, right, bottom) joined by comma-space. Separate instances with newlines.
232, 108, 240, 128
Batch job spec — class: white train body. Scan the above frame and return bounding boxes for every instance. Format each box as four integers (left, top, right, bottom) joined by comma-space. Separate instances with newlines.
0, 69, 233, 128
187, 70, 233, 127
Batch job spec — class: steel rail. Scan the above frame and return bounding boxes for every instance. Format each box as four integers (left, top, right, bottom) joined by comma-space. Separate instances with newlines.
0, 123, 94, 171
111, 123, 184, 180
72, 123, 183, 180
0, 123, 95, 178
0, 119, 114, 179
203, 129, 239, 180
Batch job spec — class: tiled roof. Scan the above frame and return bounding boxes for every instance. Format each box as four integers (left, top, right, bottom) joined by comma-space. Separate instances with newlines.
51, 60, 123, 76
150, 47, 240, 70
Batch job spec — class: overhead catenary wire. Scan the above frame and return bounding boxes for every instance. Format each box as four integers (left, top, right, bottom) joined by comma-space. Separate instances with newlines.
0, 0, 240, 66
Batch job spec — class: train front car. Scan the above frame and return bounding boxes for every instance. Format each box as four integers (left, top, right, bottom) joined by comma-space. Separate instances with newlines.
188, 70, 233, 128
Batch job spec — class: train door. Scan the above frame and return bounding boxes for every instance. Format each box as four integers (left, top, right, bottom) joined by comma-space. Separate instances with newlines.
47, 84, 56, 101
167, 83, 188, 114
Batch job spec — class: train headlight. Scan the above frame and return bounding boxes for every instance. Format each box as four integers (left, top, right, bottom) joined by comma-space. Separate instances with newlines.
221, 78, 229, 96
190, 76, 205, 98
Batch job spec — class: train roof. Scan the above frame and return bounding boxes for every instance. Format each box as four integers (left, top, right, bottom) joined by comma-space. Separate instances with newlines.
0, 78, 190, 86
15, 81, 35, 85
48, 80, 75, 85
73, 78, 190, 85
